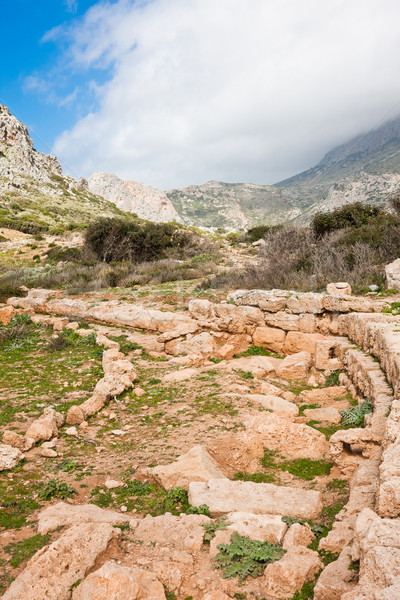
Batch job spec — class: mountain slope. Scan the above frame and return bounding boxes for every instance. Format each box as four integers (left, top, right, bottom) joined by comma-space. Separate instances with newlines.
0, 105, 127, 233
166, 181, 300, 229
88, 172, 182, 224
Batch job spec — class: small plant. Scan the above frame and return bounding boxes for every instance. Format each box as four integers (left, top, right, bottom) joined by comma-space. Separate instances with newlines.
39, 479, 77, 501
325, 370, 342, 387
213, 532, 286, 581
202, 516, 231, 544
340, 399, 373, 427
235, 369, 254, 380
382, 301, 400, 315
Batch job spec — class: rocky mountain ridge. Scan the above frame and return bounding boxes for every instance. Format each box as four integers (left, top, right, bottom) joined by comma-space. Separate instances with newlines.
0, 105, 127, 233
88, 172, 181, 224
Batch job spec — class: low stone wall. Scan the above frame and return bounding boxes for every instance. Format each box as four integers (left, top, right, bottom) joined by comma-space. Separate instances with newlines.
7, 287, 400, 597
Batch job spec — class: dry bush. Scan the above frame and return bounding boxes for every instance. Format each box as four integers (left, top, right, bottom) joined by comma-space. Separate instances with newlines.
204, 223, 392, 293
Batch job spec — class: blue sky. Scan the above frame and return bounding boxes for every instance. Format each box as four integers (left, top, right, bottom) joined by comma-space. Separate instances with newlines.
0, 0, 104, 162
2, 1, 400, 189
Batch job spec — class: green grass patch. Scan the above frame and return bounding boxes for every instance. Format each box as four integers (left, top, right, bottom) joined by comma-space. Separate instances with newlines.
90, 481, 210, 517
5, 534, 51, 568
234, 471, 277, 483
235, 346, 284, 359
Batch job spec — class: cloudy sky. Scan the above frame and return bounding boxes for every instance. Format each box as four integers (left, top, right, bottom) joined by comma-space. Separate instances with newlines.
2, 0, 400, 189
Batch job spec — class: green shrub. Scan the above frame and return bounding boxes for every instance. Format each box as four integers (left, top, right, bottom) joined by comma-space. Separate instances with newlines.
38, 479, 77, 501
311, 202, 385, 237
85, 218, 204, 264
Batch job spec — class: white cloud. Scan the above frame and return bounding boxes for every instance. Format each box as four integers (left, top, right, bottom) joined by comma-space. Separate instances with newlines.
64, 0, 78, 14
51, 0, 400, 189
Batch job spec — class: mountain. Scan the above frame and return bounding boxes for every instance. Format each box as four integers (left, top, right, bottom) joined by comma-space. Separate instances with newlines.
166, 181, 299, 229
88, 172, 181, 224
0, 105, 126, 233
166, 116, 400, 228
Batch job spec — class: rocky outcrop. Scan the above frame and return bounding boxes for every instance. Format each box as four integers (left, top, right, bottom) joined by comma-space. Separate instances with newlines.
88, 172, 182, 223
0, 104, 61, 182
0, 444, 25, 471
2, 523, 119, 600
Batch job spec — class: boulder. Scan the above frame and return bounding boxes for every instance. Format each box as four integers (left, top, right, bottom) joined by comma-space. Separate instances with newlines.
2, 430, 35, 451
283, 331, 324, 355
246, 413, 329, 459
25, 407, 64, 443
276, 351, 312, 380
72, 562, 166, 600
221, 512, 287, 543
0, 443, 24, 471
152, 445, 227, 490
2, 523, 119, 600
263, 546, 323, 598
244, 394, 299, 419
385, 258, 400, 291
189, 479, 322, 519
37, 502, 131, 534
133, 513, 210, 552
220, 355, 278, 378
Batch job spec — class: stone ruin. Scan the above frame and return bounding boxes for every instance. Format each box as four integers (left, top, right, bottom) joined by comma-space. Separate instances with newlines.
2, 285, 400, 599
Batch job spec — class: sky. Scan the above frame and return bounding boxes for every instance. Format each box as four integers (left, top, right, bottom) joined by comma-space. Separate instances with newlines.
2, 0, 400, 189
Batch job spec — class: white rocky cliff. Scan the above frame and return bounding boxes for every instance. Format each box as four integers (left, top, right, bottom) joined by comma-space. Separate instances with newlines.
88, 172, 183, 223
0, 104, 61, 182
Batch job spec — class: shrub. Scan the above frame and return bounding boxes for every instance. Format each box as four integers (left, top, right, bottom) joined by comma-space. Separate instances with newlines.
340, 399, 373, 427
85, 218, 206, 264
311, 202, 384, 237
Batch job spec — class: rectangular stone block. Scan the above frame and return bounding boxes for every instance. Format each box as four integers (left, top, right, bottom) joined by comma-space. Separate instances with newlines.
189, 478, 322, 519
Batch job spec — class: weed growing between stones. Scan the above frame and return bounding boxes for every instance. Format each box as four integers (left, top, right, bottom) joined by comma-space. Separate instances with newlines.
213, 531, 286, 581
234, 471, 277, 483
90, 481, 210, 517
235, 346, 285, 359
259, 448, 333, 481
340, 399, 373, 426
202, 516, 231, 544
325, 369, 342, 386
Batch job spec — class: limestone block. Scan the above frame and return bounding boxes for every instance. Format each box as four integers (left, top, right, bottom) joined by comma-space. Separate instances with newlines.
263, 546, 323, 598
286, 292, 324, 314
276, 351, 312, 380
152, 445, 227, 490
189, 479, 322, 519
244, 394, 299, 419
133, 514, 210, 552
252, 326, 286, 352
37, 502, 131, 535
246, 413, 328, 459
283, 331, 324, 355
385, 258, 400, 291
0, 443, 24, 471
2, 523, 119, 600
72, 562, 166, 600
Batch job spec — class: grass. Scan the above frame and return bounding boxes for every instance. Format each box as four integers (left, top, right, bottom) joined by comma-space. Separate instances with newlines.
235, 346, 285, 359
234, 471, 277, 483
259, 448, 332, 481
90, 481, 210, 517
5, 534, 51, 568
325, 370, 342, 387
0, 469, 43, 529
0, 320, 103, 426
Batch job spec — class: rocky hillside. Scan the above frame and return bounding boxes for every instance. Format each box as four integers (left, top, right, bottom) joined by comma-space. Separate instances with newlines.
88, 172, 182, 224
166, 181, 299, 229
0, 105, 127, 233
166, 116, 400, 229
